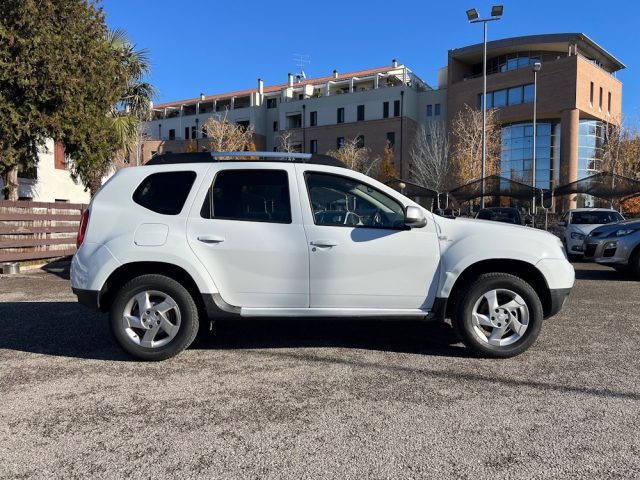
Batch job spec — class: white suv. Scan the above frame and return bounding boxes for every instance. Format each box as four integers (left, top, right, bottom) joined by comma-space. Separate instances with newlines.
71, 152, 574, 360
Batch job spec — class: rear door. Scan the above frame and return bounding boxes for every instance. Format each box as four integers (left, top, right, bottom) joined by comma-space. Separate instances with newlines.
187, 164, 309, 308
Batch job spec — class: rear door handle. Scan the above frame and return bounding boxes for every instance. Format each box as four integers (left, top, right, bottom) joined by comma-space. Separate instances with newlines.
310, 240, 338, 248
197, 235, 225, 244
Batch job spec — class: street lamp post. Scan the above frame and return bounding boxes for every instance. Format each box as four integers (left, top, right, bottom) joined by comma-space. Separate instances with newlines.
467, 5, 503, 209
531, 61, 541, 227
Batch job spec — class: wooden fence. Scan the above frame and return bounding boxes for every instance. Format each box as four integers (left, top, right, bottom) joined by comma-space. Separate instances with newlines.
0, 200, 87, 263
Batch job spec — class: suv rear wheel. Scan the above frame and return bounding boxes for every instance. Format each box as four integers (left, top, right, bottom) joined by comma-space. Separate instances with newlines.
452, 273, 543, 358
110, 274, 199, 361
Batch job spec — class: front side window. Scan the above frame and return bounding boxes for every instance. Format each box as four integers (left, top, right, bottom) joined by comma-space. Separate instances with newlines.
133, 171, 196, 215
306, 172, 405, 229
201, 170, 291, 223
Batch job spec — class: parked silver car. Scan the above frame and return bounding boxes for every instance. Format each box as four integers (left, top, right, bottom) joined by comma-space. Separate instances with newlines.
583, 219, 640, 276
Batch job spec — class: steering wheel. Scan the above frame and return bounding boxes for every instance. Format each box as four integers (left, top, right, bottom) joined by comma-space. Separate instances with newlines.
343, 211, 361, 226
371, 209, 387, 227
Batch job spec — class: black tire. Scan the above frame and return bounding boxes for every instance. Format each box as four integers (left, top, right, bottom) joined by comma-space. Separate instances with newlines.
452, 272, 544, 358
630, 250, 640, 278
110, 274, 200, 361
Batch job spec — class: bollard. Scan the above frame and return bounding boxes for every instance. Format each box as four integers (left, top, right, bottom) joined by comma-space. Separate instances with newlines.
2, 262, 20, 275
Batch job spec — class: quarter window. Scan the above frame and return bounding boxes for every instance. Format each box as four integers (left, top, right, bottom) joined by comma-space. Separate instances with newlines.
201, 170, 291, 223
305, 173, 405, 229
133, 171, 196, 215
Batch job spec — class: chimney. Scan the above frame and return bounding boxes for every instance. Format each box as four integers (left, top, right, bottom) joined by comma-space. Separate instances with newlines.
199, 93, 205, 101
296, 74, 301, 83
392, 58, 398, 68
288, 73, 294, 87
333, 69, 338, 79
258, 78, 264, 95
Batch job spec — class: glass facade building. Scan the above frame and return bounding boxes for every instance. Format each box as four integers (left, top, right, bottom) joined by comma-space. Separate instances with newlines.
577, 119, 606, 178
500, 121, 559, 190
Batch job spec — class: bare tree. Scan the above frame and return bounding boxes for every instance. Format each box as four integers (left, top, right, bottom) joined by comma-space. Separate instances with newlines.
327, 137, 379, 175
450, 104, 501, 186
277, 130, 297, 153
601, 115, 640, 178
410, 121, 450, 208
203, 112, 254, 153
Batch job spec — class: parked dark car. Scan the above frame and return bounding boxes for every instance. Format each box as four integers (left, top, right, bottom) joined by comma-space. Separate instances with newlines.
475, 207, 524, 225
583, 218, 640, 276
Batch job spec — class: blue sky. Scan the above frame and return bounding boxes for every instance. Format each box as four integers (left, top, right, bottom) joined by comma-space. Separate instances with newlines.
103, 0, 639, 124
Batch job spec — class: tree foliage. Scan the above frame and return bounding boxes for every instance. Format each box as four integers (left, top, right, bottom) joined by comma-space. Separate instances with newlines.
0, 0, 126, 198
377, 141, 398, 184
450, 104, 501, 186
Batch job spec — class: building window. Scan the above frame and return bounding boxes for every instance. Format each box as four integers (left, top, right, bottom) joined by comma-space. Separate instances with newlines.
286, 114, 302, 129
337, 107, 345, 124
507, 86, 522, 105
266, 98, 277, 108
608, 92, 612, 113
383, 101, 389, 118
434, 103, 441, 116
393, 100, 400, 117
386, 132, 395, 148
169, 129, 176, 140
426, 105, 433, 117
273, 121, 278, 132
310, 139, 318, 154
522, 84, 534, 103
599, 87, 603, 111
185, 127, 190, 139
356, 135, 364, 148
357, 105, 365, 121
310, 111, 317, 127
337, 137, 345, 149
590, 82, 594, 107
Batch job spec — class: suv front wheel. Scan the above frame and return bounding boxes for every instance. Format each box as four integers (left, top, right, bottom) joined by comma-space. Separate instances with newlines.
110, 274, 200, 361
453, 273, 543, 358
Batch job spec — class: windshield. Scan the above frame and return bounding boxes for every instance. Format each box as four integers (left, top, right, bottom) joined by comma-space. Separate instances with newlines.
571, 211, 623, 225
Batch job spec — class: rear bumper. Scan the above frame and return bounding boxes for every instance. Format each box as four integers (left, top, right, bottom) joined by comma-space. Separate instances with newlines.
547, 287, 572, 318
72, 288, 100, 311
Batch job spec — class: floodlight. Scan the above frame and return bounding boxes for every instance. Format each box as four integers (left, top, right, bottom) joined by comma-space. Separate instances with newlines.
466, 8, 479, 21
533, 62, 542, 72
491, 5, 504, 17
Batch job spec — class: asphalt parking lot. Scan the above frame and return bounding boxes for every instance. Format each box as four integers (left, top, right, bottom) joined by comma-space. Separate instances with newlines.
0, 262, 638, 479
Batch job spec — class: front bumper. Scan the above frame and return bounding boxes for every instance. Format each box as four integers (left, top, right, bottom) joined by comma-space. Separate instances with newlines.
547, 288, 572, 318
583, 236, 634, 266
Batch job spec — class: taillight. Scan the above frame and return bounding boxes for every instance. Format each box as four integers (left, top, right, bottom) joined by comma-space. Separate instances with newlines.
77, 209, 90, 249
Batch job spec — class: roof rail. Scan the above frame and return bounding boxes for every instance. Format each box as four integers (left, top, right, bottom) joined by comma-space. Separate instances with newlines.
146, 151, 346, 168
210, 151, 312, 160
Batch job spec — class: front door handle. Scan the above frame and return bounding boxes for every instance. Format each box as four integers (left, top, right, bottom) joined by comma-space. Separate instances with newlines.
310, 240, 338, 248
197, 235, 225, 244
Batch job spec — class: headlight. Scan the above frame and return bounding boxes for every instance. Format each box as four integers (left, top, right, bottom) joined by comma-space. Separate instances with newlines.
570, 232, 585, 240
615, 229, 637, 237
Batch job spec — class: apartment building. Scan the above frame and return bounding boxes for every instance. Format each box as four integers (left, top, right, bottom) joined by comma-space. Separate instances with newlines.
141, 61, 447, 177
141, 32, 624, 209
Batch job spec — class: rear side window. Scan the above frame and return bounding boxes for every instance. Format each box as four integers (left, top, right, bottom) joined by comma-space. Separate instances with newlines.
133, 171, 196, 215
200, 170, 291, 223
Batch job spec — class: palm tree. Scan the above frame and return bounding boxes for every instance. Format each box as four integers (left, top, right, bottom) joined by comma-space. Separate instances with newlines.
107, 29, 157, 165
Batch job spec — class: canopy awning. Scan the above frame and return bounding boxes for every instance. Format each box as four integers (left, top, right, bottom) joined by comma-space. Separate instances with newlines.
553, 172, 640, 199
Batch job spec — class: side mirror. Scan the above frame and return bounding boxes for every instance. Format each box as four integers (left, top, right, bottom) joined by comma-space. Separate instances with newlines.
558, 220, 566, 227
405, 206, 427, 228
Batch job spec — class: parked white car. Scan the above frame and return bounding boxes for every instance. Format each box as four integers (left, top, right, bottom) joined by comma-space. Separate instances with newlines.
555, 208, 624, 259
71, 152, 574, 360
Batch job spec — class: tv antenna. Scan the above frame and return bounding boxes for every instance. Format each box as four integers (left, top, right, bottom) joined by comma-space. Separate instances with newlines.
293, 54, 310, 81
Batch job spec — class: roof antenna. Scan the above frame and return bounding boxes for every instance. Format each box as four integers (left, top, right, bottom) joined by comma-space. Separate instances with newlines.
293, 53, 310, 81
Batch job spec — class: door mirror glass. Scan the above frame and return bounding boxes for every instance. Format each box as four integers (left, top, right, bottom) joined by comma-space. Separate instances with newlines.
405, 206, 427, 228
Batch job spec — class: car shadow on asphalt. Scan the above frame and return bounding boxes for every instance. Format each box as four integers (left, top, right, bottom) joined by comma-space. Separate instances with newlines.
0, 302, 467, 361
573, 267, 636, 281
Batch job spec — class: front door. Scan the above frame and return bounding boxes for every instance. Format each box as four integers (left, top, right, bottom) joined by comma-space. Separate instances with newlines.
298, 167, 441, 310
187, 165, 309, 308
